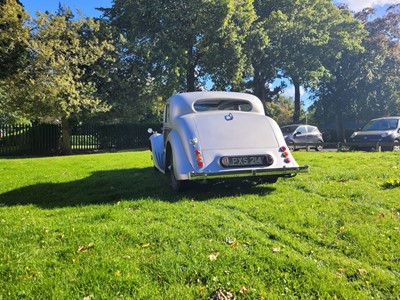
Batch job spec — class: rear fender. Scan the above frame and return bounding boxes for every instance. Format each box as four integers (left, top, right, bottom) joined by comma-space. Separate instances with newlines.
149, 133, 165, 172
166, 130, 193, 180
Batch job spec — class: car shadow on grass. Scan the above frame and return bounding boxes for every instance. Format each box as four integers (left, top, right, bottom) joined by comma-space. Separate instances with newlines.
0, 167, 276, 208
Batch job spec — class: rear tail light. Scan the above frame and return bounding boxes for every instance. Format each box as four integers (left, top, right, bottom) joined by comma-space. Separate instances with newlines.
280, 146, 291, 164
194, 150, 204, 168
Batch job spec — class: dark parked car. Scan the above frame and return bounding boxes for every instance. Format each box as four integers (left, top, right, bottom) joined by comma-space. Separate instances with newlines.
348, 117, 400, 151
281, 124, 324, 151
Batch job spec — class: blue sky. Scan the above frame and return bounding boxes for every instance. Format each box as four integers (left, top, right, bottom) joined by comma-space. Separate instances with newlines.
21, 0, 399, 108
21, 0, 112, 18
21, 0, 399, 21
21, 0, 399, 20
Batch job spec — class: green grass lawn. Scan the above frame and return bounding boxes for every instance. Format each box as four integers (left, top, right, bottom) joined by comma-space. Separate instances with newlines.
0, 151, 399, 299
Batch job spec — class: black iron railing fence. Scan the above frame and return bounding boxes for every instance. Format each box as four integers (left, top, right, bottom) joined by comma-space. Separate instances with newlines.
0, 123, 161, 156
1, 124, 399, 156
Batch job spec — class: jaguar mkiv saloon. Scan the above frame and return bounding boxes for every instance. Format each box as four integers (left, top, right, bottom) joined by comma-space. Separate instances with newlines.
148, 91, 309, 191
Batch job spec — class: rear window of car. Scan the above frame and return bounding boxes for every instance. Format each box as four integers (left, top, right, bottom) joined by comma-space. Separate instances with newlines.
307, 126, 318, 133
193, 99, 252, 112
362, 118, 399, 131
281, 126, 298, 134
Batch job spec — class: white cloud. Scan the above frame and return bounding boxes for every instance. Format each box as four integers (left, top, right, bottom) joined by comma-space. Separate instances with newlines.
341, 0, 400, 11
283, 86, 306, 99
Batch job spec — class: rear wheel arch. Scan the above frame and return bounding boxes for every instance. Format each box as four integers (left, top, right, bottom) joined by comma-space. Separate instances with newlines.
288, 140, 295, 151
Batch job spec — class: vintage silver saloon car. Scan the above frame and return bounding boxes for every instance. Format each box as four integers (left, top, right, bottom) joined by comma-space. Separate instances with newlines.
148, 91, 308, 190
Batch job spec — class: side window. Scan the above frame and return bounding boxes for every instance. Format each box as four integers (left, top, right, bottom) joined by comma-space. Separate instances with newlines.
297, 126, 307, 134
388, 119, 398, 130
307, 126, 315, 133
164, 104, 170, 123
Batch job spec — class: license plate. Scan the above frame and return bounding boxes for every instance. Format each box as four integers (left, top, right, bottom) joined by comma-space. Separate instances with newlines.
220, 155, 272, 167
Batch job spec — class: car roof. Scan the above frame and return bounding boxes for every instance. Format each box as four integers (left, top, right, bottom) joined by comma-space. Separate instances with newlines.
167, 91, 265, 117
370, 116, 400, 120
281, 124, 317, 128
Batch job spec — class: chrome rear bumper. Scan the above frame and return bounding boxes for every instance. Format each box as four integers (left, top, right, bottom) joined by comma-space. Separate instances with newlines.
188, 165, 309, 180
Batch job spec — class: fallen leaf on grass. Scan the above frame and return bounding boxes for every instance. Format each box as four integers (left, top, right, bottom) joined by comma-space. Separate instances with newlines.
77, 242, 95, 253
208, 288, 235, 300
336, 268, 346, 278
337, 268, 346, 273
357, 268, 368, 276
239, 286, 248, 294
140, 243, 150, 248
77, 246, 86, 252
225, 237, 250, 248
209, 252, 220, 261
20, 274, 35, 281
230, 240, 239, 248
272, 247, 281, 253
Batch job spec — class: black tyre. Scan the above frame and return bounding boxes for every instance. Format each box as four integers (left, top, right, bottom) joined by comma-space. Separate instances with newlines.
393, 140, 400, 152
315, 141, 323, 151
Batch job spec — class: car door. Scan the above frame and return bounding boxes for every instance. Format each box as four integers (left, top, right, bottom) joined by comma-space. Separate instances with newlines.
294, 126, 308, 146
306, 126, 317, 143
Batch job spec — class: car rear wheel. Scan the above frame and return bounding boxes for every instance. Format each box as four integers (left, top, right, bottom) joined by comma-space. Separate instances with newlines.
393, 140, 400, 152
288, 142, 295, 151
315, 141, 323, 151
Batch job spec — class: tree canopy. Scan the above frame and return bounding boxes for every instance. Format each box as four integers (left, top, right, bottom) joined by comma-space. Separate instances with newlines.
253, 0, 366, 122
103, 0, 256, 95
1, 4, 115, 153
1, 0, 399, 150
311, 4, 400, 141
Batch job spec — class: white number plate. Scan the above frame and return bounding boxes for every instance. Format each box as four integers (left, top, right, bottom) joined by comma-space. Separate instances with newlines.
221, 155, 268, 167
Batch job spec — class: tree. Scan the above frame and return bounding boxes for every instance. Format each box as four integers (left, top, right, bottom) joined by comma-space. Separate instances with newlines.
3, 7, 115, 154
265, 96, 295, 125
253, 0, 365, 123
102, 0, 256, 98
312, 5, 400, 141
0, 0, 29, 123
354, 5, 400, 119
0, 0, 28, 79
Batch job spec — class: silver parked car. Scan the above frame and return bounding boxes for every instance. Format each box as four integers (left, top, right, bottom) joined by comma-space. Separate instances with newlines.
148, 91, 309, 191
348, 117, 400, 151
281, 124, 324, 151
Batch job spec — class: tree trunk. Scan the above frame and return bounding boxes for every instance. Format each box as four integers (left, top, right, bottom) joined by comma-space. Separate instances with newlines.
254, 71, 266, 103
293, 79, 301, 123
335, 101, 346, 142
186, 44, 196, 92
61, 118, 73, 155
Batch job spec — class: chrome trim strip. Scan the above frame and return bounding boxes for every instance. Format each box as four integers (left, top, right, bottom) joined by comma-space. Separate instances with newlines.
188, 165, 309, 180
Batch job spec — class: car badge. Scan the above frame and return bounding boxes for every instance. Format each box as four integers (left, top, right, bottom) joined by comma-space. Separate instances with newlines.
225, 113, 234, 121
